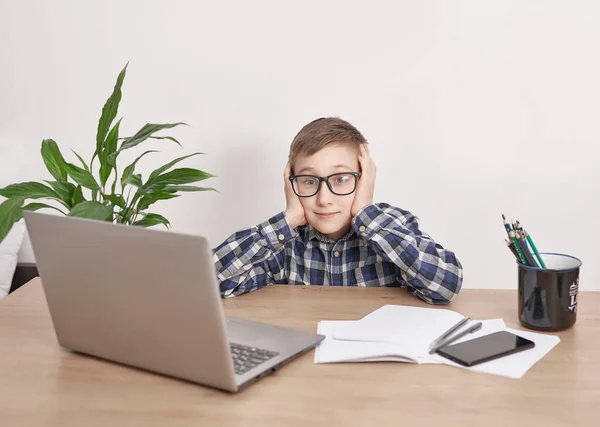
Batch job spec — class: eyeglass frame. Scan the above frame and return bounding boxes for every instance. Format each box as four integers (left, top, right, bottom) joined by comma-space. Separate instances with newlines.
288, 172, 362, 198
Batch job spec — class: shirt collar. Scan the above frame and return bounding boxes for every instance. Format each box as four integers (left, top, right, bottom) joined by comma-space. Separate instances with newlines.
306, 224, 356, 243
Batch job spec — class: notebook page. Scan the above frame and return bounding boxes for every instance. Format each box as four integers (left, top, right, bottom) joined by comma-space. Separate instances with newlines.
314, 321, 419, 364
332, 305, 467, 355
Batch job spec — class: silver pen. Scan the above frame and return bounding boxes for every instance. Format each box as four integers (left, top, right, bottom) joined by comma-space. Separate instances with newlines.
429, 321, 483, 354
428, 316, 470, 352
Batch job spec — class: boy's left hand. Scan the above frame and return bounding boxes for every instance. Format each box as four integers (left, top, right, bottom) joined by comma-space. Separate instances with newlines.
351, 143, 377, 217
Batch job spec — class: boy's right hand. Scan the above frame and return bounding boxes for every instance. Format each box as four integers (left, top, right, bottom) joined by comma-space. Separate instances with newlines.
284, 161, 306, 229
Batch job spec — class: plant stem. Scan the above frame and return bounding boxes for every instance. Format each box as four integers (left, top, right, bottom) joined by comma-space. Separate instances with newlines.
121, 187, 141, 225
127, 193, 141, 224
112, 165, 119, 195
118, 187, 132, 224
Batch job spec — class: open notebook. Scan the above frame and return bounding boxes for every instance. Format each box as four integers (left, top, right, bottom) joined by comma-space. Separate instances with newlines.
314, 305, 560, 379
316, 305, 487, 364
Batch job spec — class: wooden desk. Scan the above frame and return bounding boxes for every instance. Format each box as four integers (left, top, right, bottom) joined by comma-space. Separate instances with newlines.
1, 279, 598, 426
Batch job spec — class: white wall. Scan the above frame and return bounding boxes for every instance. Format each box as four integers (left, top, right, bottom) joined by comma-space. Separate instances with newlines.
1, 0, 599, 290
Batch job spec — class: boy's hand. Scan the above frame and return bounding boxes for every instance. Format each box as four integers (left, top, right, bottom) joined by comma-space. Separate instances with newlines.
351, 143, 377, 217
284, 161, 306, 229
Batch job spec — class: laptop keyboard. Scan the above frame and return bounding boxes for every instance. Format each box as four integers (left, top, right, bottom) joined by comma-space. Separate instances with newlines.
230, 342, 279, 375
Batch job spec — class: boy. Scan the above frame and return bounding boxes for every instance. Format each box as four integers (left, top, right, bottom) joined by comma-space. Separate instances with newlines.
214, 117, 463, 304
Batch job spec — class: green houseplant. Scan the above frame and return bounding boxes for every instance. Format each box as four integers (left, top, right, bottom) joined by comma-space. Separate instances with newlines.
0, 64, 215, 244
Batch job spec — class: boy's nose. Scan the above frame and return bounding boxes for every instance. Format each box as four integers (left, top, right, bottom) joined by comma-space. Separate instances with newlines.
316, 182, 334, 206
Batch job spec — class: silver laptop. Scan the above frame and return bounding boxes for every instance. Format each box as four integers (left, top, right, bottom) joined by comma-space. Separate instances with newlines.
23, 211, 324, 392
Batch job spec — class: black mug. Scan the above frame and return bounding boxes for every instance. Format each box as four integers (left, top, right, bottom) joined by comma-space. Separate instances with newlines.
517, 252, 582, 331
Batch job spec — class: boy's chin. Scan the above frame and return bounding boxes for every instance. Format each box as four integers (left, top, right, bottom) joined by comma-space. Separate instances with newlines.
310, 220, 352, 239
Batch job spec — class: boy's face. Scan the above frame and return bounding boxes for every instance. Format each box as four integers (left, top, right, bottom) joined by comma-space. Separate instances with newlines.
293, 142, 360, 240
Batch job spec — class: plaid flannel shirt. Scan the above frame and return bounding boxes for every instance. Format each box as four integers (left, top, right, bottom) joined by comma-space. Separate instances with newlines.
213, 203, 463, 304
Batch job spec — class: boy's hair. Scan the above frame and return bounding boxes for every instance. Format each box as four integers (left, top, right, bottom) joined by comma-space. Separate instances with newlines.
289, 117, 367, 167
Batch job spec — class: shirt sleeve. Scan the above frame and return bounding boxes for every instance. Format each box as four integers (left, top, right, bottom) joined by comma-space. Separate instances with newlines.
352, 203, 463, 304
213, 212, 296, 298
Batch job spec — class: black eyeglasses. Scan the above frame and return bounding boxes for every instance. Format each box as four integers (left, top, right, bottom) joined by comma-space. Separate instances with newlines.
289, 172, 361, 197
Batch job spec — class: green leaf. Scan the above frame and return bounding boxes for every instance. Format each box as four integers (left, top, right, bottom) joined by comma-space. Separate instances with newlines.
22, 202, 66, 215
0, 182, 60, 200
107, 152, 118, 168
22, 202, 51, 211
105, 119, 122, 159
144, 168, 214, 192
68, 201, 113, 221
121, 150, 158, 188
66, 163, 100, 190
149, 135, 182, 146
45, 181, 76, 208
164, 185, 217, 193
0, 197, 24, 244
123, 173, 143, 188
147, 152, 203, 182
102, 193, 126, 209
41, 139, 68, 181
71, 150, 90, 172
136, 192, 179, 211
97, 64, 128, 157
100, 118, 122, 186
132, 213, 170, 228
72, 185, 85, 206
119, 123, 187, 152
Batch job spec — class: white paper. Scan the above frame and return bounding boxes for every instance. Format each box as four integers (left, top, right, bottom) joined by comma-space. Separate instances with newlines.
315, 303, 560, 378
430, 324, 561, 379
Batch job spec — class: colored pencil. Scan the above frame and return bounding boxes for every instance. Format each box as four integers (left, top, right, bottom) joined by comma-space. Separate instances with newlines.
505, 238, 520, 261
524, 230, 546, 268
516, 230, 537, 267
501, 214, 512, 235
509, 230, 528, 265
514, 221, 540, 267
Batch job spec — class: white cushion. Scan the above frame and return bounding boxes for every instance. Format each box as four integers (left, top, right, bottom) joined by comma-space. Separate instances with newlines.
17, 227, 36, 263
0, 220, 26, 298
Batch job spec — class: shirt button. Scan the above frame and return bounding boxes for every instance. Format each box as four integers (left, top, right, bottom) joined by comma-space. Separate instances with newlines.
359, 226, 366, 233
334, 251, 340, 257
278, 234, 285, 241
